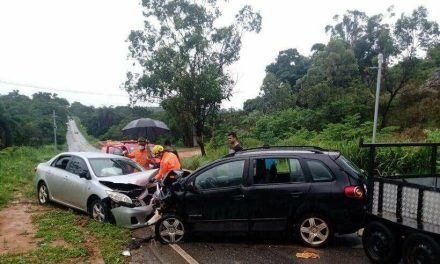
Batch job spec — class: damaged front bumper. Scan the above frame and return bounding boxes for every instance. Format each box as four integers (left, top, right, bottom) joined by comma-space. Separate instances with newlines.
111, 205, 155, 229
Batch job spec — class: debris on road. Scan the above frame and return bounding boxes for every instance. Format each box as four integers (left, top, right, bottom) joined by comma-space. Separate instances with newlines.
295, 251, 320, 259
122, 250, 131, 257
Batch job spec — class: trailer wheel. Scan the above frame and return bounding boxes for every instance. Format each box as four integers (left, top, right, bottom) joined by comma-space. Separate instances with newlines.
403, 233, 440, 264
362, 222, 400, 263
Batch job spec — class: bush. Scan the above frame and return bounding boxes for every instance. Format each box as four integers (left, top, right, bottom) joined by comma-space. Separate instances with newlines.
180, 155, 212, 170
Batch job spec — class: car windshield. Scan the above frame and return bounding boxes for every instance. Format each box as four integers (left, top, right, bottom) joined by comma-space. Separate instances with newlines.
89, 158, 144, 177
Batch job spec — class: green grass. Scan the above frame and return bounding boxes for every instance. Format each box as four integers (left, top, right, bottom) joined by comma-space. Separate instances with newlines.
0, 145, 131, 263
0, 145, 59, 208
87, 220, 131, 264
180, 155, 212, 170
0, 204, 131, 264
0, 210, 89, 264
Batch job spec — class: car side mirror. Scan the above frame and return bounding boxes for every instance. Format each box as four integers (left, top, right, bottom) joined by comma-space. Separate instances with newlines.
79, 171, 90, 179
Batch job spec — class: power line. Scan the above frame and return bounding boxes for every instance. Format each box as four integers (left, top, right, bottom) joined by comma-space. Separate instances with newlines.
0, 79, 128, 97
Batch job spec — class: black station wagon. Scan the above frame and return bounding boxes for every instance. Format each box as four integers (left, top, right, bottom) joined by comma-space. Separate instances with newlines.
155, 146, 366, 247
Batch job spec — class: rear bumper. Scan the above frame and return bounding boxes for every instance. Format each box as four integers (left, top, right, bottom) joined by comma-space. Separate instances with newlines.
111, 205, 154, 229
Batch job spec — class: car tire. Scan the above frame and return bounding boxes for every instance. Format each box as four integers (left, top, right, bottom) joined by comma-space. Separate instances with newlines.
155, 214, 186, 244
296, 214, 333, 247
89, 198, 108, 222
362, 221, 401, 263
403, 233, 440, 264
37, 182, 50, 205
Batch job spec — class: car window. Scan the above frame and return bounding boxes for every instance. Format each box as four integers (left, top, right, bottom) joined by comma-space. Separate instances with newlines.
89, 158, 143, 177
195, 160, 245, 190
253, 158, 305, 184
306, 160, 334, 182
66, 157, 89, 176
52, 156, 71, 170
109, 147, 124, 156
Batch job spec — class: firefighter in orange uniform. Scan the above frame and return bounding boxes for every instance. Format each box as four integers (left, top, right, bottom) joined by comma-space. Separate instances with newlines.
151, 145, 181, 181
123, 137, 152, 170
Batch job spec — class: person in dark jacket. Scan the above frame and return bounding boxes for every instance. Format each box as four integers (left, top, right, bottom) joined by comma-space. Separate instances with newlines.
228, 131, 243, 153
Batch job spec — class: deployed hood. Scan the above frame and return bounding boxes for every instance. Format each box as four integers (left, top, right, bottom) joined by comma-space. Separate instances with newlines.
99, 169, 158, 187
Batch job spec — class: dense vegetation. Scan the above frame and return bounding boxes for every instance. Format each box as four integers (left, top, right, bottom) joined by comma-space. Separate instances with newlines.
0, 91, 69, 149
1, 5, 439, 175
69, 102, 165, 141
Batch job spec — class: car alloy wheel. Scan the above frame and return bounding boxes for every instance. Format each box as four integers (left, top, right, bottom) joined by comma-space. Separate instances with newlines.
91, 200, 106, 222
38, 183, 49, 205
299, 216, 330, 247
156, 216, 185, 244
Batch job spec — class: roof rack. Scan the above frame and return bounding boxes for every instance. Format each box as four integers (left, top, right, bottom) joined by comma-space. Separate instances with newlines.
223, 145, 329, 158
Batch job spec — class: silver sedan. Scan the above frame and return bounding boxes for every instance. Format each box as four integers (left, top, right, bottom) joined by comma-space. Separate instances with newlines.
34, 152, 156, 228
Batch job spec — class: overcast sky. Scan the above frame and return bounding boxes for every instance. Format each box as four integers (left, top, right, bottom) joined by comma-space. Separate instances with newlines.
0, 0, 439, 109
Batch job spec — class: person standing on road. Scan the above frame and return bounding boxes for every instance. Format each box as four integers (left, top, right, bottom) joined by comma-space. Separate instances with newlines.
123, 137, 152, 170
228, 131, 243, 154
150, 145, 181, 182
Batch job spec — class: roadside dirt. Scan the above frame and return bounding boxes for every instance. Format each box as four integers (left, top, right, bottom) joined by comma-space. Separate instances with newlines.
0, 199, 105, 264
0, 200, 39, 254
177, 148, 201, 158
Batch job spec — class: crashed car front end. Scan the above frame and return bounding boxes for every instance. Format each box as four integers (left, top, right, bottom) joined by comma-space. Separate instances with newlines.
100, 180, 157, 229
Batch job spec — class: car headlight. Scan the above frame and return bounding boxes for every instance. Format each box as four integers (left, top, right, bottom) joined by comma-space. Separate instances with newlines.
105, 190, 132, 204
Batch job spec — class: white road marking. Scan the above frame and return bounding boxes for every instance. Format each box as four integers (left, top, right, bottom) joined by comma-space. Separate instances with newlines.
169, 244, 199, 264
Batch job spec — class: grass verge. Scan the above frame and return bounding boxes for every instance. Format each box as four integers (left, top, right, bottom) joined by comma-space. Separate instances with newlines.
0, 145, 131, 263
0, 210, 89, 264
0, 145, 58, 209
87, 220, 131, 264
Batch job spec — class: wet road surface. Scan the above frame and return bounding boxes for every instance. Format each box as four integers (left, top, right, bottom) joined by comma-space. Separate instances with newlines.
130, 227, 369, 264
66, 119, 99, 152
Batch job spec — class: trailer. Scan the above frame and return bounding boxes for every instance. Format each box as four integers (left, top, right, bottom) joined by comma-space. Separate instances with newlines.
360, 141, 440, 264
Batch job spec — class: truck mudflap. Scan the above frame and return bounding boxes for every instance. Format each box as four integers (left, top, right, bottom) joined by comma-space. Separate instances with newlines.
111, 205, 155, 229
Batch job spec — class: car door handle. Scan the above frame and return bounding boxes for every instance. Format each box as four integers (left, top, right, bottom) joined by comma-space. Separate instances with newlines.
290, 192, 303, 198
232, 194, 245, 200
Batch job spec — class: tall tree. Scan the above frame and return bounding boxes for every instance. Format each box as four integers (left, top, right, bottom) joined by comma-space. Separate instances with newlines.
125, 0, 262, 155
380, 6, 439, 127
327, 6, 439, 127
299, 39, 360, 109
265, 48, 310, 89
259, 73, 296, 112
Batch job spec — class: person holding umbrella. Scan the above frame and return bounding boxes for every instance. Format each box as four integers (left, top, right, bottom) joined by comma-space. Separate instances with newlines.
123, 137, 152, 170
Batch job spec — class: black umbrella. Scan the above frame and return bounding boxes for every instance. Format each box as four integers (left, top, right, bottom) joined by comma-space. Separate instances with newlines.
121, 118, 170, 141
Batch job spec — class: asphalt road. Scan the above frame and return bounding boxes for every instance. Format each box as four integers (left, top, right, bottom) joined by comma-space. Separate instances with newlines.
66, 119, 100, 152
129, 227, 369, 264
66, 121, 370, 264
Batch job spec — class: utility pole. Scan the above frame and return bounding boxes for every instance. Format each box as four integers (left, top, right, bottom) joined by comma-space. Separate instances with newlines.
372, 53, 383, 143
52, 110, 57, 151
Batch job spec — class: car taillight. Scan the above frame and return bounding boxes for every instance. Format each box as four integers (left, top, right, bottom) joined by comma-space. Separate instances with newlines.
344, 186, 364, 199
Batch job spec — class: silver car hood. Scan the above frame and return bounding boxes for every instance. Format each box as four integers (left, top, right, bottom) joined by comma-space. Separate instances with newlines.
98, 169, 158, 187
